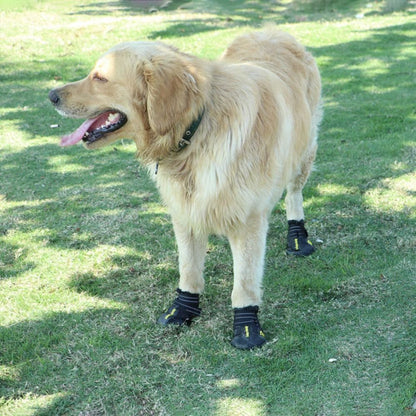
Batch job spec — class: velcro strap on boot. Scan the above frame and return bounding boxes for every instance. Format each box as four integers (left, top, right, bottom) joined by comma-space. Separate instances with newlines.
173, 288, 201, 317
157, 289, 201, 326
231, 306, 266, 350
287, 220, 315, 256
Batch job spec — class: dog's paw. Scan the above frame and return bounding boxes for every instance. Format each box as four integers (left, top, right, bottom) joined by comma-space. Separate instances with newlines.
286, 220, 315, 256
231, 306, 266, 350
157, 289, 201, 327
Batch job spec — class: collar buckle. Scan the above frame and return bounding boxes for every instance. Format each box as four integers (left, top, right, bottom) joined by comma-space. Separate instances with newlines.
177, 109, 205, 152
178, 138, 191, 149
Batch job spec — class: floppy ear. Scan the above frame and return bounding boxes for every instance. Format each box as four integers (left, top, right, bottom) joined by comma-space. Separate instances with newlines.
143, 54, 199, 136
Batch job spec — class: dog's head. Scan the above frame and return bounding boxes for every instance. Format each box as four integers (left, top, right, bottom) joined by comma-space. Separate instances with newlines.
49, 42, 205, 159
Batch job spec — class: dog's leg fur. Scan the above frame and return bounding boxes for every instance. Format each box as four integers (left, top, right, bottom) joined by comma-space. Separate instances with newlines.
285, 141, 317, 256
172, 219, 208, 294
285, 141, 317, 222
228, 213, 268, 308
158, 219, 207, 326
227, 212, 268, 349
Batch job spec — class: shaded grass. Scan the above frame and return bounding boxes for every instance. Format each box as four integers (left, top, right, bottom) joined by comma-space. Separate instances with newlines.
1, 0, 416, 415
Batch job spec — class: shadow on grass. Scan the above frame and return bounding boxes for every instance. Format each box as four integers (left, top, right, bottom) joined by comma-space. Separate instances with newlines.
147, 18, 226, 39
66, 0, 193, 16
0, 242, 35, 280
64, 0, 416, 37
0, 309, 171, 415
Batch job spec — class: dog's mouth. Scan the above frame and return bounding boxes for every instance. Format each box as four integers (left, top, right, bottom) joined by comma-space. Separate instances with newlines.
60, 110, 128, 147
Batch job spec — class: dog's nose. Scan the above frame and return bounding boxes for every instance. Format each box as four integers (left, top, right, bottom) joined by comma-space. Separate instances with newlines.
49, 89, 60, 105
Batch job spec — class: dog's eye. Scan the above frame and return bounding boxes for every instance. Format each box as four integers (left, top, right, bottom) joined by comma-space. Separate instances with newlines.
92, 73, 108, 82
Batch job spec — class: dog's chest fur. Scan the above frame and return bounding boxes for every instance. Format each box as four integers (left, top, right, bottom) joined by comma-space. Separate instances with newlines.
153, 116, 284, 235
146, 53, 317, 236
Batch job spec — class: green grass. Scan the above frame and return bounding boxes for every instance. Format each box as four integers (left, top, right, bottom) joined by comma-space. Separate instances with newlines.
1, 0, 415, 415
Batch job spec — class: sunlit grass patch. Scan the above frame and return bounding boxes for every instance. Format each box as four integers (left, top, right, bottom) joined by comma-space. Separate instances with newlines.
216, 397, 266, 416
364, 172, 416, 215
0, 392, 69, 416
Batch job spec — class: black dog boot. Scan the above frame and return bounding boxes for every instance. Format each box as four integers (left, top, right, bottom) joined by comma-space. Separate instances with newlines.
231, 306, 266, 350
157, 288, 201, 326
286, 220, 315, 256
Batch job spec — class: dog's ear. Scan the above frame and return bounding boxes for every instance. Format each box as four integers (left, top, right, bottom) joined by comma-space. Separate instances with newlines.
143, 53, 200, 136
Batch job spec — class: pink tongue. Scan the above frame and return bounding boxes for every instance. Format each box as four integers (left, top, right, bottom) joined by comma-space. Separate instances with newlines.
60, 118, 98, 147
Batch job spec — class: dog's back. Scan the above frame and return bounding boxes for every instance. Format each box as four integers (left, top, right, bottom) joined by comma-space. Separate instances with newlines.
221, 30, 321, 114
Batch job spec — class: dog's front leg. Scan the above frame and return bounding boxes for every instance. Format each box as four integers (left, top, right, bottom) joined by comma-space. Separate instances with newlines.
228, 213, 268, 349
173, 219, 207, 294
157, 219, 208, 326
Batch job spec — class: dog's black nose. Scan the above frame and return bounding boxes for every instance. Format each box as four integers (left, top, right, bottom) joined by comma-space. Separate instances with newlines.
49, 89, 60, 105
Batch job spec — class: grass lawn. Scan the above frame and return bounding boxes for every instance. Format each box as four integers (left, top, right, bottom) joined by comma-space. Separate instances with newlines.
1, 0, 415, 415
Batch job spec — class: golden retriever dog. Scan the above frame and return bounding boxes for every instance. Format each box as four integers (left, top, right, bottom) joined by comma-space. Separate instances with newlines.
49, 30, 322, 349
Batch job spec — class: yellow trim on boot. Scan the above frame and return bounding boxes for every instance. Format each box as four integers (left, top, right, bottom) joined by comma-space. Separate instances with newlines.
165, 308, 176, 320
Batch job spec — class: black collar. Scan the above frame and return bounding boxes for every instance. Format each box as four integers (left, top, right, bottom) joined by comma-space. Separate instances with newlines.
177, 109, 205, 151
154, 109, 205, 175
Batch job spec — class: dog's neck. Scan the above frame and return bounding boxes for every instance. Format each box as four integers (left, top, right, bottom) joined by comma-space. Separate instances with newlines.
176, 109, 205, 152
153, 109, 205, 175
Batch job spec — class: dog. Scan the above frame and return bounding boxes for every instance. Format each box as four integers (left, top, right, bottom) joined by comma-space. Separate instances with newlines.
49, 30, 322, 349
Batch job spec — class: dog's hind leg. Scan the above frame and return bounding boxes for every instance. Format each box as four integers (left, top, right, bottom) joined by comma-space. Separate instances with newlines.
228, 212, 268, 349
285, 141, 317, 256
158, 219, 208, 326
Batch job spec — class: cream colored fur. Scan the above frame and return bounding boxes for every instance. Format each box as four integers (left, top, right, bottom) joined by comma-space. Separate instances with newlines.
52, 30, 322, 308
